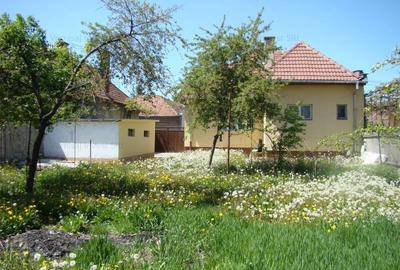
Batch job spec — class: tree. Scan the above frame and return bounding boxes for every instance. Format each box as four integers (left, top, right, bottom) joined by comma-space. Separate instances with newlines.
0, 0, 182, 194
264, 105, 306, 169
178, 11, 282, 168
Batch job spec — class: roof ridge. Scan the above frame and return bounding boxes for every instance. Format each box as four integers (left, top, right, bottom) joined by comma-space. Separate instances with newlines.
273, 42, 303, 64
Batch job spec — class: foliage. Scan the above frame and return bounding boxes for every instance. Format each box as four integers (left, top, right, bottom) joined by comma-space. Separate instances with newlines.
0, 14, 89, 128
124, 98, 155, 115
178, 11, 282, 165
0, 202, 40, 238
0, 0, 182, 194
318, 130, 361, 153
264, 105, 306, 167
367, 47, 400, 128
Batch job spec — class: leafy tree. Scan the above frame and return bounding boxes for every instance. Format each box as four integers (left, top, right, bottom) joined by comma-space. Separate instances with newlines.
0, 0, 182, 194
368, 47, 400, 126
178, 11, 282, 168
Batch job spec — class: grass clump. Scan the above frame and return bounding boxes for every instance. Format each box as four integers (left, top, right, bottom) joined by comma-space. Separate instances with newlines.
75, 237, 123, 269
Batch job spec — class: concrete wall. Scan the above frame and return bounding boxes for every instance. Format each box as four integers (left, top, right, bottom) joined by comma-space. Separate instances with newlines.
0, 124, 37, 162
363, 134, 400, 166
184, 83, 364, 151
118, 119, 156, 160
43, 121, 119, 160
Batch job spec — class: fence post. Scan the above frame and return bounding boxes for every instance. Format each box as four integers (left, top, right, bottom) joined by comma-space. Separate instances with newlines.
74, 121, 76, 164
89, 139, 92, 164
377, 132, 382, 164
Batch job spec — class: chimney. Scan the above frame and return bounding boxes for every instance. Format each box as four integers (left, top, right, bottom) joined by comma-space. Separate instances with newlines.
264, 36, 276, 68
99, 49, 111, 94
353, 70, 368, 81
264, 36, 276, 48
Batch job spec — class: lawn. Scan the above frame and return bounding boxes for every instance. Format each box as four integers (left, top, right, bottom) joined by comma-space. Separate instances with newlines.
0, 150, 399, 269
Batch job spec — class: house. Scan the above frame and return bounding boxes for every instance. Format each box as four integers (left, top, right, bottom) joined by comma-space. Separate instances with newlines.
134, 95, 185, 152
43, 83, 158, 161
184, 38, 367, 153
134, 95, 184, 130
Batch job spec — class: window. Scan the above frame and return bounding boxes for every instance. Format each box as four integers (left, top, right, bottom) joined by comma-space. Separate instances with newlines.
144, 130, 150, 137
128, 128, 135, 137
300, 105, 312, 120
337, 104, 347, 120
288, 104, 313, 120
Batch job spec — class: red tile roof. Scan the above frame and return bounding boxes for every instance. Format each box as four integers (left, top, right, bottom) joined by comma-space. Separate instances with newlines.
95, 83, 129, 104
134, 95, 184, 117
271, 42, 362, 83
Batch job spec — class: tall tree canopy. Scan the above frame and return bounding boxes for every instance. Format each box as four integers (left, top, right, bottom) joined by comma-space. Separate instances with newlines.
0, 0, 182, 194
178, 11, 282, 167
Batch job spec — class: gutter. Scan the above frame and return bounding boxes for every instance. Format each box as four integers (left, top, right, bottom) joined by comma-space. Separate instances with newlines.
278, 80, 367, 85
353, 81, 359, 131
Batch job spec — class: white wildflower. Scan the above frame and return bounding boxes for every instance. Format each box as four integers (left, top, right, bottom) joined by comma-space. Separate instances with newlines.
33, 253, 41, 261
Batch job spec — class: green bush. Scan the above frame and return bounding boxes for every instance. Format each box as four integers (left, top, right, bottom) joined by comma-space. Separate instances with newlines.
36, 162, 148, 196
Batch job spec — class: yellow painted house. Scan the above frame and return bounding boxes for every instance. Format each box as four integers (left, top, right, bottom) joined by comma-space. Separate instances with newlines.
184, 39, 367, 152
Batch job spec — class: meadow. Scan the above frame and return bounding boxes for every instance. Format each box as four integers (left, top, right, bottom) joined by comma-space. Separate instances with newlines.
0, 150, 399, 270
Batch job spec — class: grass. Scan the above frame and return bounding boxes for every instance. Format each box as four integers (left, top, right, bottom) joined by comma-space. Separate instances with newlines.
75, 237, 122, 269
53, 207, 399, 270
0, 151, 399, 269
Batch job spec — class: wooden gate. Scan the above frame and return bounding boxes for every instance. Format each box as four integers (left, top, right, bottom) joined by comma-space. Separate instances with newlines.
155, 129, 184, 152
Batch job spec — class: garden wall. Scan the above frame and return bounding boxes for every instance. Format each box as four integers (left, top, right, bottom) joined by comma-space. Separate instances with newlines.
0, 124, 37, 162
363, 134, 400, 166
43, 121, 119, 161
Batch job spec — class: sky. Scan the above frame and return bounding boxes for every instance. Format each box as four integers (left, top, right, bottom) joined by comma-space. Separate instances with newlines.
1, 0, 399, 95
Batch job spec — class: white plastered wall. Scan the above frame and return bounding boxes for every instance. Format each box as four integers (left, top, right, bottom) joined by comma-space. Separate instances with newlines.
43, 121, 119, 160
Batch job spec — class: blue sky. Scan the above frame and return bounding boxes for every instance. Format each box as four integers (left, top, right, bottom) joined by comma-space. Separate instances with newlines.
2, 0, 399, 94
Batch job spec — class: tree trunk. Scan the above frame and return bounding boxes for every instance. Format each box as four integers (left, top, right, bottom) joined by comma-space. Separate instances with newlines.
227, 91, 232, 172
208, 132, 220, 167
26, 120, 47, 194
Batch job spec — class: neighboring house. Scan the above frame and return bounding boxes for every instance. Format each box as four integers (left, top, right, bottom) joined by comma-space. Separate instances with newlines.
86, 82, 134, 120
134, 95, 185, 152
185, 38, 367, 153
43, 83, 158, 161
134, 95, 184, 130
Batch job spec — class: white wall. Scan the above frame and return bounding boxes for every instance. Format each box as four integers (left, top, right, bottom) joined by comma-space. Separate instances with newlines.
43, 122, 119, 160
363, 134, 400, 166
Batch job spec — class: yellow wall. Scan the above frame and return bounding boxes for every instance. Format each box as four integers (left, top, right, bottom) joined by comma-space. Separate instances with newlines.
119, 119, 157, 159
184, 83, 364, 151
185, 123, 264, 149
276, 84, 364, 150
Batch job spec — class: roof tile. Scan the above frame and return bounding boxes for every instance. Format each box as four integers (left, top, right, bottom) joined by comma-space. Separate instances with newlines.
272, 42, 361, 82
